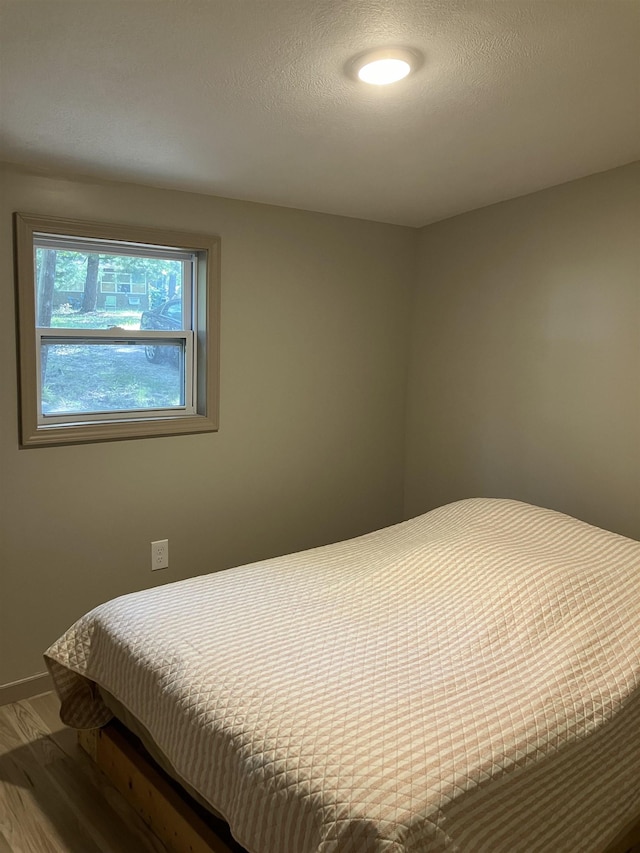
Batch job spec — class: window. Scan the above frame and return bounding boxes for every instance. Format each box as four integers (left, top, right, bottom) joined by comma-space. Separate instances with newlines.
14, 214, 220, 446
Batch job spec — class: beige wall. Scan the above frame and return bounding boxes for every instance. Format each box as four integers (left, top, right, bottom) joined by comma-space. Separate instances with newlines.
0, 164, 417, 686
405, 163, 640, 540
3, 161, 638, 688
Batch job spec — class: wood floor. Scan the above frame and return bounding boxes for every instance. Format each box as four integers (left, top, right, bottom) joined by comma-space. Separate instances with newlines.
0, 692, 169, 853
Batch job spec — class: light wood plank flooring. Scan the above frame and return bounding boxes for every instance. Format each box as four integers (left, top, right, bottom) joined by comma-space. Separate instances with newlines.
0, 692, 168, 853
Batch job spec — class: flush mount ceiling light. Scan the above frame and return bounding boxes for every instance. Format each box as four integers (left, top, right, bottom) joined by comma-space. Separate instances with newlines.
349, 47, 422, 86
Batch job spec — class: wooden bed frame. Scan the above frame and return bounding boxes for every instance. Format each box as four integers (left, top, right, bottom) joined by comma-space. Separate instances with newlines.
78, 722, 245, 853
78, 723, 640, 853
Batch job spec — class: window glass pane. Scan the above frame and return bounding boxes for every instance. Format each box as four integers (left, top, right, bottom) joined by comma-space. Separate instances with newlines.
34, 247, 186, 331
40, 341, 185, 416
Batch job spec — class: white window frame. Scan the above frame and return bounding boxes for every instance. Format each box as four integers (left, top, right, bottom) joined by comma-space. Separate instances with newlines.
14, 213, 220, 447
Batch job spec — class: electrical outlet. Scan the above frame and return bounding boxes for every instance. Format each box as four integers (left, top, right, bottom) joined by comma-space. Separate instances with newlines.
151, 539, 169, 571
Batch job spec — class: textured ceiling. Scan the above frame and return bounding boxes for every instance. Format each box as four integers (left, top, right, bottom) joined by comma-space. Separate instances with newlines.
0, 0, 638, 226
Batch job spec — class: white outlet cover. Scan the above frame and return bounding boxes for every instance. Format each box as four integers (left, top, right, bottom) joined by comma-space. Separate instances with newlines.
151, 539, 169, 571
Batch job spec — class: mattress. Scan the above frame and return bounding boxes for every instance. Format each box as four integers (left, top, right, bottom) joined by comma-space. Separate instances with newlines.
45, 498, 640, 853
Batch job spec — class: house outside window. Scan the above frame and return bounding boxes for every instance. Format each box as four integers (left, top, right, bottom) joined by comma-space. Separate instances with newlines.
14, 214, 220, 446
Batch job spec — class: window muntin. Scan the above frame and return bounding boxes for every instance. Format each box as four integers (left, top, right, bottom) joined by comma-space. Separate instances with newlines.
15, 214, 220, 446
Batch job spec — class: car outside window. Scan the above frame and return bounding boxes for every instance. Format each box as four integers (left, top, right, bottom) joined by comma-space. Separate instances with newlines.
14, 214, 220, 446
166, 302, 183, 322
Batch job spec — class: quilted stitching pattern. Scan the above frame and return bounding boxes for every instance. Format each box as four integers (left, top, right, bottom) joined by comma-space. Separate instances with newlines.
45, 499, 640, 853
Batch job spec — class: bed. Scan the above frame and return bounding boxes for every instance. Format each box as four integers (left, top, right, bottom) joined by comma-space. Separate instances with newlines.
45, 498, 640, 853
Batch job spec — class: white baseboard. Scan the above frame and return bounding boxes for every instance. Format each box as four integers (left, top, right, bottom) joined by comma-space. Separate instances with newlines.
0, 672, 53, 706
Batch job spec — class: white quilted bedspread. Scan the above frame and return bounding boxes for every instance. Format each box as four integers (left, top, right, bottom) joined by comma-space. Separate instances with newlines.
45, 499, 640, 853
